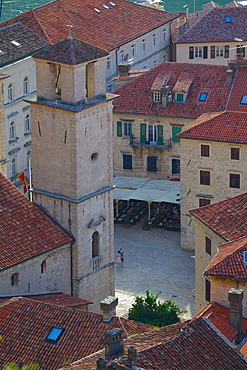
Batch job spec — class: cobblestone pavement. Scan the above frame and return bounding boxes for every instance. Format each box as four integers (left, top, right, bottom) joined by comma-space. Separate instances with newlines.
114, 222, 195, 320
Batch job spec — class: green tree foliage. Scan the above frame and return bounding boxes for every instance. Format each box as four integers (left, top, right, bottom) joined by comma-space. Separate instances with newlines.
3, 364, 39, 370
128, 289, 184, 327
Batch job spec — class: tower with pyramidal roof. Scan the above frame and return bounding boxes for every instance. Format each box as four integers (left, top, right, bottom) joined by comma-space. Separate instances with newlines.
28, 36, 116, 312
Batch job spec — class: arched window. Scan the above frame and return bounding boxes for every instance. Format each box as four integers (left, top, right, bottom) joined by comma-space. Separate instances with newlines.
11, 157, 17, 176
10, 121, 15, 139
27, 150, 31, 168
41, 260, 46, 274
23, 77, 28, 95
11, 273, 18, 287
8, 84, 13, 101
92, 231, 100, 258
25, 114, 30, 132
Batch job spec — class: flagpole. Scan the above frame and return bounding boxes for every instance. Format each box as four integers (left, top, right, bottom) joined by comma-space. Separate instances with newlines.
28, 156, 32, 202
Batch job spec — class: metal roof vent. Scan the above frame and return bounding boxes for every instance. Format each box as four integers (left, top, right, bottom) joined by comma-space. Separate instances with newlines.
94, 7, 102, 13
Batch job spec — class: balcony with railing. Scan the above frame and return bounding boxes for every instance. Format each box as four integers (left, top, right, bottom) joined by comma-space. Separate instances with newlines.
129, 136, 172, 149
90, 255, 103, 271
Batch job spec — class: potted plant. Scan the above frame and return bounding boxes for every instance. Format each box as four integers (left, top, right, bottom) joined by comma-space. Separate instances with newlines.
123, 214, 131, 228
142, 216, 149, 231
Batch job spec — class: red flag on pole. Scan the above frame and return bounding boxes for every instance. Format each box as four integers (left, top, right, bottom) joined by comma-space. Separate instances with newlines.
17, 171, 28, 194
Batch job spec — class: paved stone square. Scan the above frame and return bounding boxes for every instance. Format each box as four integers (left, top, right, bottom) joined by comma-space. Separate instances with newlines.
114, 222, 195, 320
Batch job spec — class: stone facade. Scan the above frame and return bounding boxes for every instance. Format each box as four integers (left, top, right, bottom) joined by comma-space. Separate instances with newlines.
194, 219, 226, 313
180, 138, 247, 250
113, 113, 192, 179
30, 43, 115, 312
0, 74, 8, 177
0, 245, 71, 296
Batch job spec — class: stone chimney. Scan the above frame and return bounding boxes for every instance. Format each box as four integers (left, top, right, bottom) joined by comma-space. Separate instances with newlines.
97, 358, 108, 370
100, 296, 118, 323
226, 69, 233, 85
127, 346, 137, 368
228, 288, 244, 338
118, 64, 131, 76
105, 328, 124, 358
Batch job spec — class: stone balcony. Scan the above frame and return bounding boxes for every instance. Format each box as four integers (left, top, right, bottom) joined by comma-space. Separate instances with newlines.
129, 137, 172, 149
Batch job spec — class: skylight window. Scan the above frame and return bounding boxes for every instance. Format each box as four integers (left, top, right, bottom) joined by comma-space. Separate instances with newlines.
0, 50, 4, 55
102, 4, 110, 8
243, 251, 247, 264
199, 93, 208, 102
240, 95, 247, 105
109, 1, 116, 5
94, 7, 102, 13
11, 40, 22, 48
225, 16, 232, 23
45, 327, 64, 344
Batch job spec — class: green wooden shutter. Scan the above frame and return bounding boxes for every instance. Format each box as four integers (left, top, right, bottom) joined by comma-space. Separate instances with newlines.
157, 125, 163, 145
117, 121, 122, 137
203, 46, 208, 59
224, 45, 229, 58
172, 126, 182, 143
140, 123, 146, 143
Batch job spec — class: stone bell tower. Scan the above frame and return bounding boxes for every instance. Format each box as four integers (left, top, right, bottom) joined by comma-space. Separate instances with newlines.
29, 37, 116, 312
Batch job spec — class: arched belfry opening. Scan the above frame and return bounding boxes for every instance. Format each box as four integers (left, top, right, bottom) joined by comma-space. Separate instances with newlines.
92, 231, 100, 258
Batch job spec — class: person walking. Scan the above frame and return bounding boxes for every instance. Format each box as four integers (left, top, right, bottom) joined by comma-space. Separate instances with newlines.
116, 251, 122, 267
119, 248, 124, 264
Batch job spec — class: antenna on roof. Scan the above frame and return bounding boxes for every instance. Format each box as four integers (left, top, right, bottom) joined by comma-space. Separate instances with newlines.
66, 22, 73, 38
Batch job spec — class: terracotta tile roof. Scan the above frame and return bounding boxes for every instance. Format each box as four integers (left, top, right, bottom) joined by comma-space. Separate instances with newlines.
151, 73, 171, 91
177, 111, 247, 143
105, 318, 247, 369
204, 236, 247, 279
62, 321, 188, 370
0, 0, 177, 51
192, 301, 247, 341
33, 37, 108, 65
190, 192, 247, 242
172, 72, 193, 93
227, 67, 247, 112
0, 297, 152, 370
0, 22, 49, 68
0, 173, 74, 270
112, 62, 234, 119
175, 7, 247, 44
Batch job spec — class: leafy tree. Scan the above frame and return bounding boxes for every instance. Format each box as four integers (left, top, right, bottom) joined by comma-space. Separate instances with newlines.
128, 289, 184, 327
3, 363, 39, 370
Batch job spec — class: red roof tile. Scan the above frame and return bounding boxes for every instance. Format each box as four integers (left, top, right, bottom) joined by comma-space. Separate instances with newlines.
190, 192, 247, 242
176, 7, 247, 44
192, 301, 247, 341
33, 37, 108, 64
112, 62, 234, 119
0, 174, 73, 270
0, 0, 177, 51
0, 297, 152, 369
205, 236, 247, 279
177, 111, 247, 143
227, 67, 247, 112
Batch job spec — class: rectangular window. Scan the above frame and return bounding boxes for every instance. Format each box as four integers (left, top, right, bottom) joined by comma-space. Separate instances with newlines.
123, 154, 132, 170
230, 173, 240, 188
211, 46, 215, 58
153, 92, 161, 102
147, 156, 157, 172
116, 121, 122, 137
240, 95, 247, 105
205, 279, 211, 302
225, 16, 232, 23
152, 33, 156, 47
199, 93, 208, 102
131, 44, 136, 58
199, 198, 210, 207
142, 39, 146, 53
225, 45, 229, 58
236, 45, 245, 58
205, 236, 211, 255
172, 126, 182, 143
106, 57, 111, 70
140, 123, 147, 143
203, 46, 208, 59
120, 50, 124, 63
163, 28, 166, 42
124, 122, 132, 137
176, 93, 184, 102
200, 170, 210, 185
195, 46, 202, 58
189, 46, 194, 59
231, 148, 239, 160
216, 46, 224, 57
148, 125, 157, 143
172, 159, 180, 174
201, 144, 209, 157
153, 60, 157, 67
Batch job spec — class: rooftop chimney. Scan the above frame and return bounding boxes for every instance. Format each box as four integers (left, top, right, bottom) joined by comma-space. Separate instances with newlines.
97, 358, 108, 370
100, 296, 118, 323
161, 85, 171, 108
228, 288, 244, 338
127, 346, 137, 368
118, 64, 131, 76
226, 69, 233, 85
105, 328, 124, 358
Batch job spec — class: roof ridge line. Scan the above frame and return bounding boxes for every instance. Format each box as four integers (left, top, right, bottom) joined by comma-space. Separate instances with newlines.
31, 8, 52, 44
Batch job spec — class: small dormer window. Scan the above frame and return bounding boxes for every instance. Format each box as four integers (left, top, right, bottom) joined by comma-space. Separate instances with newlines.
199, 93, 208, 102
225, 16, 232, 23
176, 93, 184, 102
45, 327, 64, 344
243, 251, 247, 264
153, 92, 161, 102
